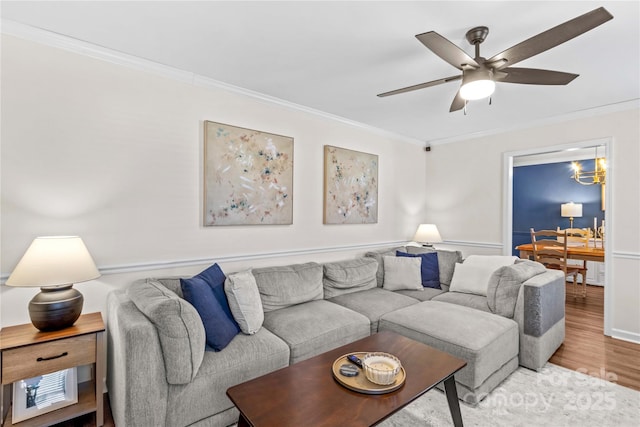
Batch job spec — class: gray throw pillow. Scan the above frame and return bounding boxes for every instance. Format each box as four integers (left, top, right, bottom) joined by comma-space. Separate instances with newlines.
364, 246, 406, 287
382, 256, 423, 291
225, 270, 264, 335
487, 259, 547, 318
323, 258, 378, 298
128, 279, 205, 384
252, 262, 323, 312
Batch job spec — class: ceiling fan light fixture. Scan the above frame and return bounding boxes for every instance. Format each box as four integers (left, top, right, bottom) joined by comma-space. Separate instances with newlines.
460, 69, 495, 101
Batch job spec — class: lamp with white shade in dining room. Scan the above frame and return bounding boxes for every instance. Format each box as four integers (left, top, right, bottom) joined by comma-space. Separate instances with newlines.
561, 202, 583, 228
6, 236, 100, 331
413, 224, 443, 247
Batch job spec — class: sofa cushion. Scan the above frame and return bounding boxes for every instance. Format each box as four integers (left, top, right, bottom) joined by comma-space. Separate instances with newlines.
382, 256, 423, 291
323, 258, 378, 298
328, 288, 419, 334
364, 246, 406, 287
180, 264, 240, 351
432, 291, 491, 313
394, 287, 446, 301
379, 301, 518, 404
165, 328, 290, 427
396, 251, 440, 288
156, 277, 183, 297
487, 259, 547, 318
262, 299, 370, 364
404, 246, 462, 286
225, 270, 264, 335
252, 262, 324, 312
127, 279, 206, 385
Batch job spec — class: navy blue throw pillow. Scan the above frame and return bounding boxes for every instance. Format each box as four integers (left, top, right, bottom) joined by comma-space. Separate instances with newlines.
396, 251, 441, 289
180, 264, 240, 351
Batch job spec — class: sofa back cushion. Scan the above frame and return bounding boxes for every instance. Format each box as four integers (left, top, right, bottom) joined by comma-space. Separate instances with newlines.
252, 262, 324, 312
128, 279, 205, 385
404, 246, 463, 287
487, 259, 547, 318
323, 258, 378, 298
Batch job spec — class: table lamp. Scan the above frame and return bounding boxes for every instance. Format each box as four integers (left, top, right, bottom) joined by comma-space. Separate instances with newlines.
6, 236, 100, 331
413, 224, 443, 247
561, 202, 582, 228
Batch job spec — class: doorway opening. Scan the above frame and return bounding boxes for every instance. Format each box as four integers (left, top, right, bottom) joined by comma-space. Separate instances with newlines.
502, 137, 613, 336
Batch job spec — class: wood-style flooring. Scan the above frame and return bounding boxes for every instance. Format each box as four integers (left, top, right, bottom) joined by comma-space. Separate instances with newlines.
550, 284, 640, 391
54, 284, 639, 426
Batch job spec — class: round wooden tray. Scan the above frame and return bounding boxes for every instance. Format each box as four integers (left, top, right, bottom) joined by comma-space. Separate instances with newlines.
331, 352, 406, 395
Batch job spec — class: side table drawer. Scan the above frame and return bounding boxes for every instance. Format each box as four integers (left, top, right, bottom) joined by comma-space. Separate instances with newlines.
2, 334, 96, 384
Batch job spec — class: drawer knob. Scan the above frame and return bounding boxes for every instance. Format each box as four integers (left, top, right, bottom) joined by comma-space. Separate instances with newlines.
36, 351, 68, 362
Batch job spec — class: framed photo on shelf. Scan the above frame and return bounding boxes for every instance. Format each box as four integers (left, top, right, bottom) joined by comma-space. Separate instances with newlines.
204, 120, 294, 226
323, 145, 378, 224
12, 368, 78, 423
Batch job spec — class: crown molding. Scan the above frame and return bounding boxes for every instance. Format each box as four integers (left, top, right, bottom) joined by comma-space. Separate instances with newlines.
1, 19, 425, 147
428, 99, 640, 146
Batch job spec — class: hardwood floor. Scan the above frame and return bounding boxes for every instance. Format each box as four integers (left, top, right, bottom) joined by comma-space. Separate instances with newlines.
54, 284, 639, 426
550, 284, 640, 391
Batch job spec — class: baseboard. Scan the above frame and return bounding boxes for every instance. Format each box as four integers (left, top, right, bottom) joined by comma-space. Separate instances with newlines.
610, 328, 640, 344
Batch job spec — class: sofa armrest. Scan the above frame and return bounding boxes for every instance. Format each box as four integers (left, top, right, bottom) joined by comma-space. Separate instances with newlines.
513, 270, 565, 371
107, 290, 168, 427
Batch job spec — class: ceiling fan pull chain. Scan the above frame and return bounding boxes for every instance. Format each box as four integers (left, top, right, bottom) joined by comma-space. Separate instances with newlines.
464, 101, 467, 115
489, 96, 492, 105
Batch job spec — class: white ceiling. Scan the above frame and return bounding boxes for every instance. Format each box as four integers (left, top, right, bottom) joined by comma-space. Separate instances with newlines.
2, 1, 638, 143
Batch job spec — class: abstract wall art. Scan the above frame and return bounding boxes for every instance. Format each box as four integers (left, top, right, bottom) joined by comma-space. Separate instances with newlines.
323, 145, 378, 224
204, 121, 293, 226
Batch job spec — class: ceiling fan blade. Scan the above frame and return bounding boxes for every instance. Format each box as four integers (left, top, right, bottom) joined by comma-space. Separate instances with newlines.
415, 31, 479, 70
449, 90, 465, 112
377, 75, 461, 97
486, 7, 613, 69
498, 67, 579, 85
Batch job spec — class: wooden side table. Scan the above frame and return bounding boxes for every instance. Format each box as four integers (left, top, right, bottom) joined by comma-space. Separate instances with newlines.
0, 312, 105, 426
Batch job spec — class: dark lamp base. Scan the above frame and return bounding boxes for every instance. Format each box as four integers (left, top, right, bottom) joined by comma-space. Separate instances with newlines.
28, 285, 84, 331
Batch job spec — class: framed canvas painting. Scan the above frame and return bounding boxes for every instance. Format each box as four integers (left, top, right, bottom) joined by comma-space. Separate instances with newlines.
323, 145, 378, 224
204, 121, 293, 226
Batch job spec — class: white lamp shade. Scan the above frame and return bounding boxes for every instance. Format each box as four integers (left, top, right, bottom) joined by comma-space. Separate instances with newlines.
561, 202, 583, 218
6, 236, 100, 288
413, 224, 443, 244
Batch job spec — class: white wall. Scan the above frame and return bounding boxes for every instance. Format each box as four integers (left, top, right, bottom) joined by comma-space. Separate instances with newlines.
0, 35, 429, 327
425, 108, 640, 341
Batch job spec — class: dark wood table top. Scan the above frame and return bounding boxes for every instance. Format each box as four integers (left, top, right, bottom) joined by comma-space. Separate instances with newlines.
226, 330, 466, 427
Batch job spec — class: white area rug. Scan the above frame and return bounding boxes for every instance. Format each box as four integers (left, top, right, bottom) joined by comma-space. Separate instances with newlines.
380, 363, 640, 426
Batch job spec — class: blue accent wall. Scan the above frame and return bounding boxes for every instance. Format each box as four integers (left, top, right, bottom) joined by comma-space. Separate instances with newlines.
512, 161, 605, 255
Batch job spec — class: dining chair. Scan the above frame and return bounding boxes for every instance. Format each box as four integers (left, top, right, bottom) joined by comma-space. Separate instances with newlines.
557, 227, 590, 292
530, 228, 587, 298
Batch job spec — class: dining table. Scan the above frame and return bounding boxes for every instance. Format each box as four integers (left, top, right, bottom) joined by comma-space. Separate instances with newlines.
515, 243, 605, 262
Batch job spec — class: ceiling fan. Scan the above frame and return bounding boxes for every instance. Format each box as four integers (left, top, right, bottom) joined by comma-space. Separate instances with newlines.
377, 7, 613, 112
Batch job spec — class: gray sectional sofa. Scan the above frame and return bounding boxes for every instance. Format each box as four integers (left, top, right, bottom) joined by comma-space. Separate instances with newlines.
106, 246, 565, 427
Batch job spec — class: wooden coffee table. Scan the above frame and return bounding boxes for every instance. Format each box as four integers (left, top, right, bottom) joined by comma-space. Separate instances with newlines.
227, 331, 466, 426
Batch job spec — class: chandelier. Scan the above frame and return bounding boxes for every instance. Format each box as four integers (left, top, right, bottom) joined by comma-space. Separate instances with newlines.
572, 147, 606, 185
